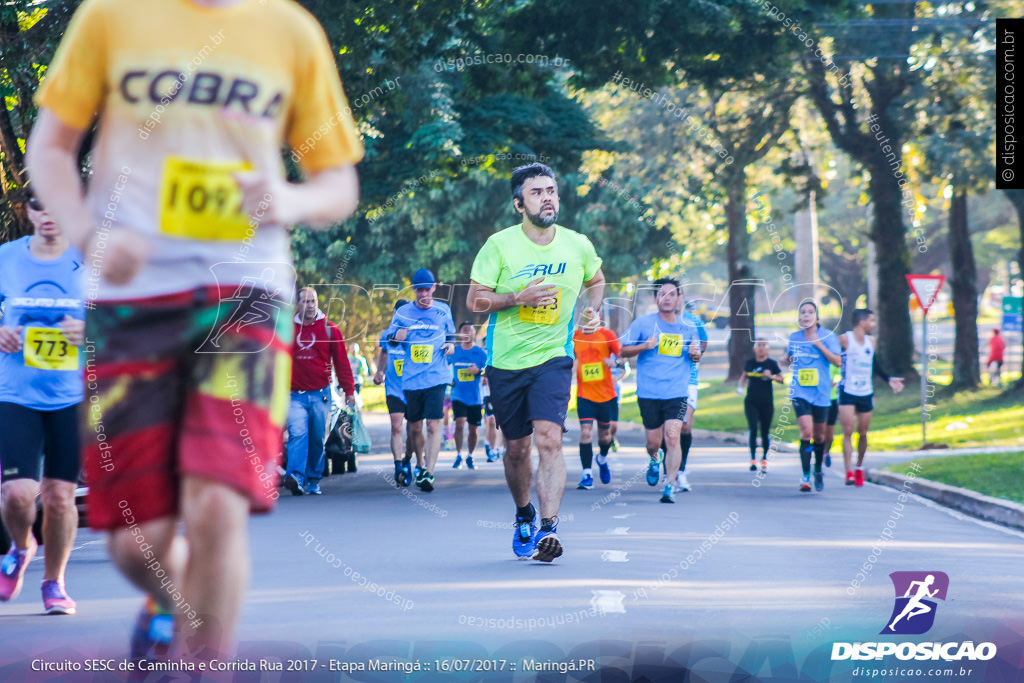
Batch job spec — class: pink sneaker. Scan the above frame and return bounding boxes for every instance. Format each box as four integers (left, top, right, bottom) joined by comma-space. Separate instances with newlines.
42, 579, 77, 615
0, 542, 37, 601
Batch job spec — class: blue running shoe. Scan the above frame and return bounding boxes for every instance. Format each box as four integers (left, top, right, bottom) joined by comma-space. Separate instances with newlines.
466, 456, 475, 470
799, 475, 812, 492
532, 526, 563, 563
485, 444, 496, 462
130, 597, 173, 662
597, 457, 611, 485
646, 455, 661, 487
452, 454, 463, 469
660, 484, 675, 503
401, 463, 412, 487
513, 508, 537, 559
825, 452, 832, 468
577, 473, 594, 490
814, 471, 824, 492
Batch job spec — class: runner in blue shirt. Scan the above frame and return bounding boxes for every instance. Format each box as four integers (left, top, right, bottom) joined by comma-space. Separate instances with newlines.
620, 278, 700, 504
783, 300, 842, 493
450, 322, 488, 470
0, 190, 84, 615
374, 299, 419, 487
674, 304, 709, 492
383, 269, 455, 492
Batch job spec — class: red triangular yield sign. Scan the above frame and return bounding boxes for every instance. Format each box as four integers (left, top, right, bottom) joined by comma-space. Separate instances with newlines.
906, 274, 946, 314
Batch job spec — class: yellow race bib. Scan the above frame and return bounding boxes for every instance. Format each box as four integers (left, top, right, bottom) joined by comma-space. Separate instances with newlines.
518, 290, 561, 325
160, 156, 253, 240
394, 359, 404, 377
24, 327, 78, 371
797, 368, 819, 387
457, 367, 475, 382
411, 345, 433, 364
581, 362, 605, 382
658, 334, 683, 357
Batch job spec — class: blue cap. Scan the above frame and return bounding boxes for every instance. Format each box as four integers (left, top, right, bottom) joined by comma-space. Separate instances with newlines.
412, 268, 436, 289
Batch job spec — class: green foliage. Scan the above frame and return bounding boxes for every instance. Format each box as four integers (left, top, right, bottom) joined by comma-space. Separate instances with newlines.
888, 452, 1024, 505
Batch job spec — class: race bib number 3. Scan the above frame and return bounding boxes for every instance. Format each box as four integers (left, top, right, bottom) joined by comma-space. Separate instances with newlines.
160, 157, 253, 241
457, 368, 475, 382
581, 362, 605, 382
24, 327, 78, 371
658, 334, 683, 357
411, 345, 433, 364
797, 368, 819, 387
394, 359, 404, 377
518, 290, 561, 325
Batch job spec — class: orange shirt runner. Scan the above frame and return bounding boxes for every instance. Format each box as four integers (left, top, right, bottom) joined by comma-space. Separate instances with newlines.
573, 326, 621, 404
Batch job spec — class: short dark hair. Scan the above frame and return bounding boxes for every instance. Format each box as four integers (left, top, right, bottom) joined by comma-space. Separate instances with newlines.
852, 308, 874, 326
459, 320, 475, 329
394, 298, 409, 311
652, 277, 681, 296
510, 163, 556, 203
799, 299, 818, 315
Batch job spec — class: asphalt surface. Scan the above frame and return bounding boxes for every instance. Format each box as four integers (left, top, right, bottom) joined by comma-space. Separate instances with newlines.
1, 415, 1022, 682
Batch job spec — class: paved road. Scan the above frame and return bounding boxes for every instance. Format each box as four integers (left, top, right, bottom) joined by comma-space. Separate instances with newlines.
1, 416, 1022, 681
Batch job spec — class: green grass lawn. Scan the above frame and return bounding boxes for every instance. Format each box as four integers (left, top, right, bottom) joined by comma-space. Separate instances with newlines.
888, 452, 1024, 505
567, 379, 1024, 452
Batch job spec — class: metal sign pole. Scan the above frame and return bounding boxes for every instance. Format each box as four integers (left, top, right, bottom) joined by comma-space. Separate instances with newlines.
921, 309, 928, 446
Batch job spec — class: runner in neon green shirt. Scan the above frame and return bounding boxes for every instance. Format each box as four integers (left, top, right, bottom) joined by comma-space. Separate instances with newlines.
468, 163, 604, 563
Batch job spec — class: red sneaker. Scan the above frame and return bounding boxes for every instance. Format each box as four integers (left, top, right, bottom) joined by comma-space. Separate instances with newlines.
845, 472, 855, 486
854, 469, 865, 487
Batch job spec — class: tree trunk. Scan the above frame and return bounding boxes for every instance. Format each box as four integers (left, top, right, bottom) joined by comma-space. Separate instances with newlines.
0, 105, 31, 244
867, 159, 916, 378
948, 187, 979, 389
725, 180, 754, 381
1004, 190, 1024, 390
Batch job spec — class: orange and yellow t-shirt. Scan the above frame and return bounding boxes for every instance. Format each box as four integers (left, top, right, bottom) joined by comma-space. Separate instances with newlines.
573, 327, 621, 403
35, 0, 364, 301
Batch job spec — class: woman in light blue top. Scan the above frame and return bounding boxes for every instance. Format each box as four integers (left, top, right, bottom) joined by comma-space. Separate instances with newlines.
783, 301, 841, 492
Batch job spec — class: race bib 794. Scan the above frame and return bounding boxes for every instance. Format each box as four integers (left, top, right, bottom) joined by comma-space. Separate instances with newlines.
658, 334, 683, 357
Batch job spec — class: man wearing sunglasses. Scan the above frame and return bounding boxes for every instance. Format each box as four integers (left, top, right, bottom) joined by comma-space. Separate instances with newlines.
0, 190, 85, 617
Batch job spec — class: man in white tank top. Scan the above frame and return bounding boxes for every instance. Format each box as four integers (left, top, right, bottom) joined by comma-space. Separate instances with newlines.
839, 309, 905, 486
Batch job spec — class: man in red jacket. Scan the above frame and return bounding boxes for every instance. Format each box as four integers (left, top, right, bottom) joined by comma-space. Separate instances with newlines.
285, 286, 356, 495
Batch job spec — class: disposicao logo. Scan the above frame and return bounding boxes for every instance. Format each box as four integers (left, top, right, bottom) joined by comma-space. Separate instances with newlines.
882, 571, 948, 635
831, 571, 997, 663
